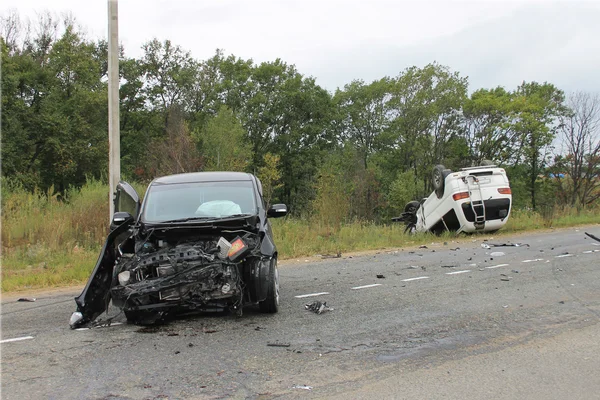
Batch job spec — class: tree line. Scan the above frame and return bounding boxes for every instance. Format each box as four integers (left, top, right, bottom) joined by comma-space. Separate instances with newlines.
2, 12, 599, 221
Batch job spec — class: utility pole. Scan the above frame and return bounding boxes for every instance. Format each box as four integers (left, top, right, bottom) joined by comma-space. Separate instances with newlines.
108, 0, 120, 220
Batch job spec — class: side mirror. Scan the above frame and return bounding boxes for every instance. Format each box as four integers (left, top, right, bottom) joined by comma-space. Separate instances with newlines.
110, 211, 133, 231
267, 204, 288, 218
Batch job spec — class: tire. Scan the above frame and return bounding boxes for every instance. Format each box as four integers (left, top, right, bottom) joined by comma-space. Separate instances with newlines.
404, 201, 420, 214
259, 258, 279, 313
432, 165, 449, 199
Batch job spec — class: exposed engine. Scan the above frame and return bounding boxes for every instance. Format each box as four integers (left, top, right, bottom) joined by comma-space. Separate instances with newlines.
110, 232, 260, 314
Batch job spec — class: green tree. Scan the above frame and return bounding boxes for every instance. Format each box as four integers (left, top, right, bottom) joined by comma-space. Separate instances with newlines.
197, 105, 251, 172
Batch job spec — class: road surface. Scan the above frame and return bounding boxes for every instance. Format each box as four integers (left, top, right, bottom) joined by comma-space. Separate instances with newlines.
2, 226, 600, 399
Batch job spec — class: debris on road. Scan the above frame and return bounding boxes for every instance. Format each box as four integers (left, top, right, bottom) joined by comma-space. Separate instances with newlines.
500, 274, 511, 281
490, 252, 505, 257
292, 384, 313, 391
419, 245, 428, 249
585, 232, 600, 243
481, 243, 491, 249
321, 252, 342, 259
407, 265, 419, 269
376, 274, 386, 279
305, 300, 333, 314
491, 242, 529, 247
267, 342, 291, 347
17, 298, 36, 302
511, 270, 520, 273
441, 265, 457, 268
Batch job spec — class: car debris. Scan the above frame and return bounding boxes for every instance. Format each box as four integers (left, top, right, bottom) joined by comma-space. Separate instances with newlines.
490, 252, 506, 257
393, 162, 512, 234
267, 342, 291, 347
376, 274, 386, 279
585, 232, 600, 243
17, 298, 36, 302
321, 252, 342, 259
292, 384, 313, 391
69, 172, 288, 329
305, 300, 333, 314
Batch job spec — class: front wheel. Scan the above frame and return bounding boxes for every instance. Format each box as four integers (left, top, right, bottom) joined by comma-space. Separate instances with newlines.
259, 258, 279, 313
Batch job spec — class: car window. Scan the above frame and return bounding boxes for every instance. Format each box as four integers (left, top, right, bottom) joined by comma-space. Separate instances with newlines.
142, 181, 257, 222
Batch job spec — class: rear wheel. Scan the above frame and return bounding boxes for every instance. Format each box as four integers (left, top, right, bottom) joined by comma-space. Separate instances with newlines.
259, 258, 279, 313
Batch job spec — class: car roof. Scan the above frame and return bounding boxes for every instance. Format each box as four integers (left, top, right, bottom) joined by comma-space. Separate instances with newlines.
151, 172, 254, 185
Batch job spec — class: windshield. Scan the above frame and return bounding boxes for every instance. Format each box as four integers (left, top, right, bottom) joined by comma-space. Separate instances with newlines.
141, 180, 258, 223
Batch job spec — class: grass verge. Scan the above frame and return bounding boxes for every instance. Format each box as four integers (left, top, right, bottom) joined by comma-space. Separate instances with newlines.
2, 182, 599, 292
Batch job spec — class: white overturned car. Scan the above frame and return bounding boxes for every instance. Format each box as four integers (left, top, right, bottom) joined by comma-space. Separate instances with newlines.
393, 163, 512, 234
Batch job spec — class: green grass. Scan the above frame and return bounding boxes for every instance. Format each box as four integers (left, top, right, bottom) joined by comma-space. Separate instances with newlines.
2, 181, 599, 292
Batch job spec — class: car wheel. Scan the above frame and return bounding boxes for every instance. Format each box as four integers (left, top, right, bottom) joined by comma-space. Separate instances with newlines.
259, 258, 279, 313
404, 201, 420, 214
432, 165, 450, 199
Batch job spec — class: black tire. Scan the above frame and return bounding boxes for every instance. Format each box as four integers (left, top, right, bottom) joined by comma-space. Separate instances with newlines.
259, 258, 279, 313
432, 165, 449, 199
404, 201, 420, 214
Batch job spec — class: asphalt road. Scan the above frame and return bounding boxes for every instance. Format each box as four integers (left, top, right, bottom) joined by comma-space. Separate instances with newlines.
2, 226, 600, 400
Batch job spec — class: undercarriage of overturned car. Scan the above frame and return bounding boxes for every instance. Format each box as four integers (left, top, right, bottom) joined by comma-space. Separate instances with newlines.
70, 172, 286, 329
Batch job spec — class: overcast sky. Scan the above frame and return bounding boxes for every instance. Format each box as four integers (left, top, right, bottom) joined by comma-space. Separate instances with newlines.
3, 0, 600, 93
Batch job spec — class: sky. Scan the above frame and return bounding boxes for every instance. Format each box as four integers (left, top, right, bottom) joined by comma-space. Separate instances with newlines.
2, 0, 600, 94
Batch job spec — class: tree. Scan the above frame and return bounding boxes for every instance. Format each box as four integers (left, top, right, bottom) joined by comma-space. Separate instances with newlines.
198, 105, 251, 172
554, 92, 600, 206
511, 82, 567, 210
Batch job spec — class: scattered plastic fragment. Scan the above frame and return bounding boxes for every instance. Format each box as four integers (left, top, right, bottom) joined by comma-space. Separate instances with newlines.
305, 301, 333, 314
419, 245, 428, 249
511, 270, 520, 273
267, 342, 291, 347
490, 252, 505, 257
292, 384, 313, 391
441, 265, 457, 268
481, 243, 491, 249
407, 266, 419, 269
17, 298, 36, 302
488, 243, 529, 247
376, 274, 385, 279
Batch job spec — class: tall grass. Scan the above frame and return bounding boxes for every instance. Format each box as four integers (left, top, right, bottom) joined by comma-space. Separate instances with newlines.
2, 180, 599, 292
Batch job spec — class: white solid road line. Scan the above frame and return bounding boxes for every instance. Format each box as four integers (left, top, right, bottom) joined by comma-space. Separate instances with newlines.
486, 264, 509, 269
351, 284, 383, 290
401, 276, 429, 282
522, 259, 544, 263
445, 270, 471, 275
295, 292, 330, 298
0, 336, 34, 344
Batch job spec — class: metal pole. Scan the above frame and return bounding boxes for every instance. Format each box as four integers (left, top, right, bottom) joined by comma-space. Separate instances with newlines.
108, 0, 120, 221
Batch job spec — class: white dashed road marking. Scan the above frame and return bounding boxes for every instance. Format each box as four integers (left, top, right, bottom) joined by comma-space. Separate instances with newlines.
295, 292, 330, 298
485, 264, 509, 269
445, 270, 471, 275
0, 336, 34, 344
351, 284, 383, 290
401, 276, 429, 282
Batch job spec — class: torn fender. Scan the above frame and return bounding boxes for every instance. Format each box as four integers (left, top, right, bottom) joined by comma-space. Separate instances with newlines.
71, 219, 133, 329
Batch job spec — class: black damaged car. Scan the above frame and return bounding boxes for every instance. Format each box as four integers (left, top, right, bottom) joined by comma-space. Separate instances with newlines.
70, 172, 287, 328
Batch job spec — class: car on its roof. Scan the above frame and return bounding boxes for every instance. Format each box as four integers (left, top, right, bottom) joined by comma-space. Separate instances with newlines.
393, 163, 512, 234
70, 171, 288, 328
